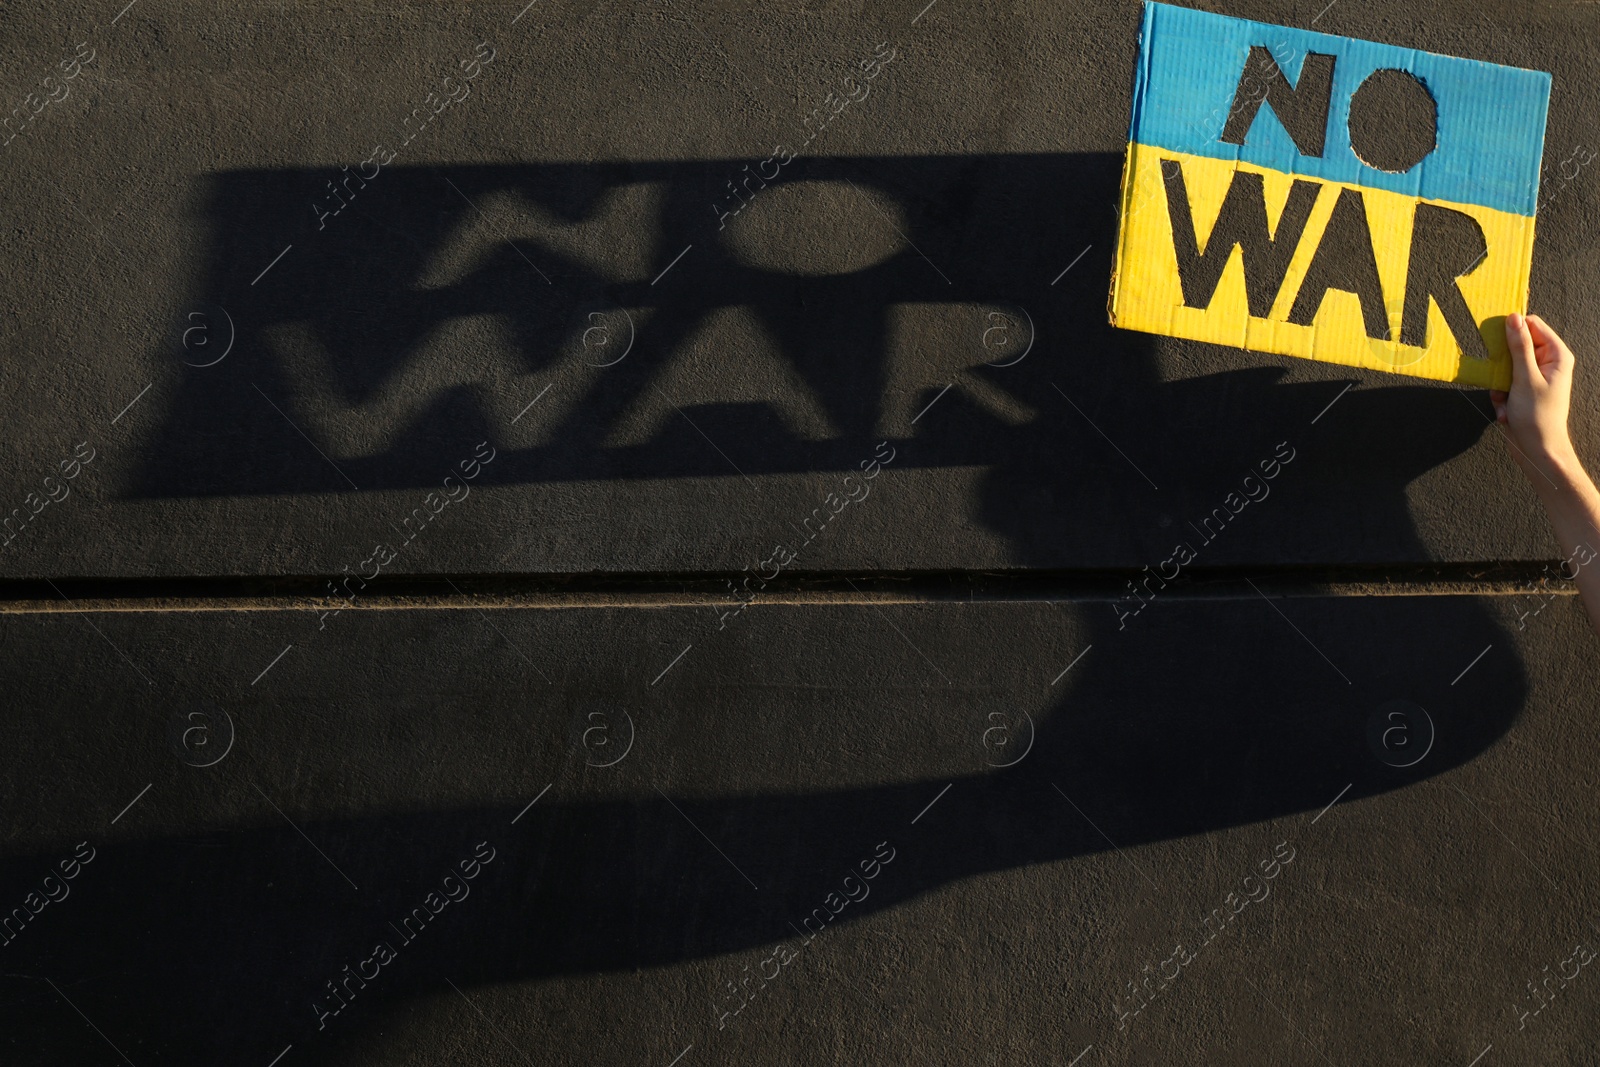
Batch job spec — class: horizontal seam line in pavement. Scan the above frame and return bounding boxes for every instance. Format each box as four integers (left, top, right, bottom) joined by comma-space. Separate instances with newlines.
0, 565, 1577, 613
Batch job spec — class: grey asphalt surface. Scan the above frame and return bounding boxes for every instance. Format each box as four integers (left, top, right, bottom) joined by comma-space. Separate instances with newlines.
0, 0, 1595, 575
2, 0, 1599, 1064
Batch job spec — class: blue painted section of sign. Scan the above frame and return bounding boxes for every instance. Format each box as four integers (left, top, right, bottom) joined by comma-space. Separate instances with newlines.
1130, 2, 1551, 216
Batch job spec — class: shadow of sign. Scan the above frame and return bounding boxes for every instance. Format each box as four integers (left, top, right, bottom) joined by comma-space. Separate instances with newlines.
140, 153, 1122, 497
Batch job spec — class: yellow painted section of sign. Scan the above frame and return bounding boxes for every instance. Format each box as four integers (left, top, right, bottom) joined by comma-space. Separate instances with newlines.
1109, 143, 1533, 390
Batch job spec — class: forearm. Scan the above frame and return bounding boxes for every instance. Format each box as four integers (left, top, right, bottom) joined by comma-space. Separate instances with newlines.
1528, 447, 1600, 632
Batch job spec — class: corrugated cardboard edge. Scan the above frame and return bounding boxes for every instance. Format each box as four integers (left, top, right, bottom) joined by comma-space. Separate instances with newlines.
1108, 2, 1159, 328
1107, 146, 1137, 328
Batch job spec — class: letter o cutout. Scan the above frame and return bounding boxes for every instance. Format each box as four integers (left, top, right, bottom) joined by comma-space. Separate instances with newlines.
1348, 68, 1437, 173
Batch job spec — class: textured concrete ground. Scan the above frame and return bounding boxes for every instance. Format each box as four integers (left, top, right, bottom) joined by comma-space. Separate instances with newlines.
1, 0, 1598, 1064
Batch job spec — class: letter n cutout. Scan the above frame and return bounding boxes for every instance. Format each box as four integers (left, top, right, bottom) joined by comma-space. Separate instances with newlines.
1221, 47, 1337, 158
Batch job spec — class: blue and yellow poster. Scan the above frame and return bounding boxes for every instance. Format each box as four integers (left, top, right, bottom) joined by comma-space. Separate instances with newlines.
1108, 3, 1551, 389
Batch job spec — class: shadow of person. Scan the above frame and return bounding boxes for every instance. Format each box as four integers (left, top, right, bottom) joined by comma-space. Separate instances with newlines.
2, 152, 1526, 1064
0, 570, 1524, 1065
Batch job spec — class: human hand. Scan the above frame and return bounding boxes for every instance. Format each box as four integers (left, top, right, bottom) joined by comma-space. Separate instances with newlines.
1491, 312, 1577, 478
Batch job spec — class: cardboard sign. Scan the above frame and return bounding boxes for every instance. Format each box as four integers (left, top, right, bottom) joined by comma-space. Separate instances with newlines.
1108, 3, 1551, 389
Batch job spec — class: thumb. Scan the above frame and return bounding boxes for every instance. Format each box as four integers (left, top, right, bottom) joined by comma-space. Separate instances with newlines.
1506, 312, 1541, 392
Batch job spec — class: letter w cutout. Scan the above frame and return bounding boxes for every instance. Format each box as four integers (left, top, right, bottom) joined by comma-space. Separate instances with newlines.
1161, 159, 1321, 317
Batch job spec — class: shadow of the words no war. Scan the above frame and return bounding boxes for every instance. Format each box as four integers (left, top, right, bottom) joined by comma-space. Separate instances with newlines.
150, 153, 1133, 498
